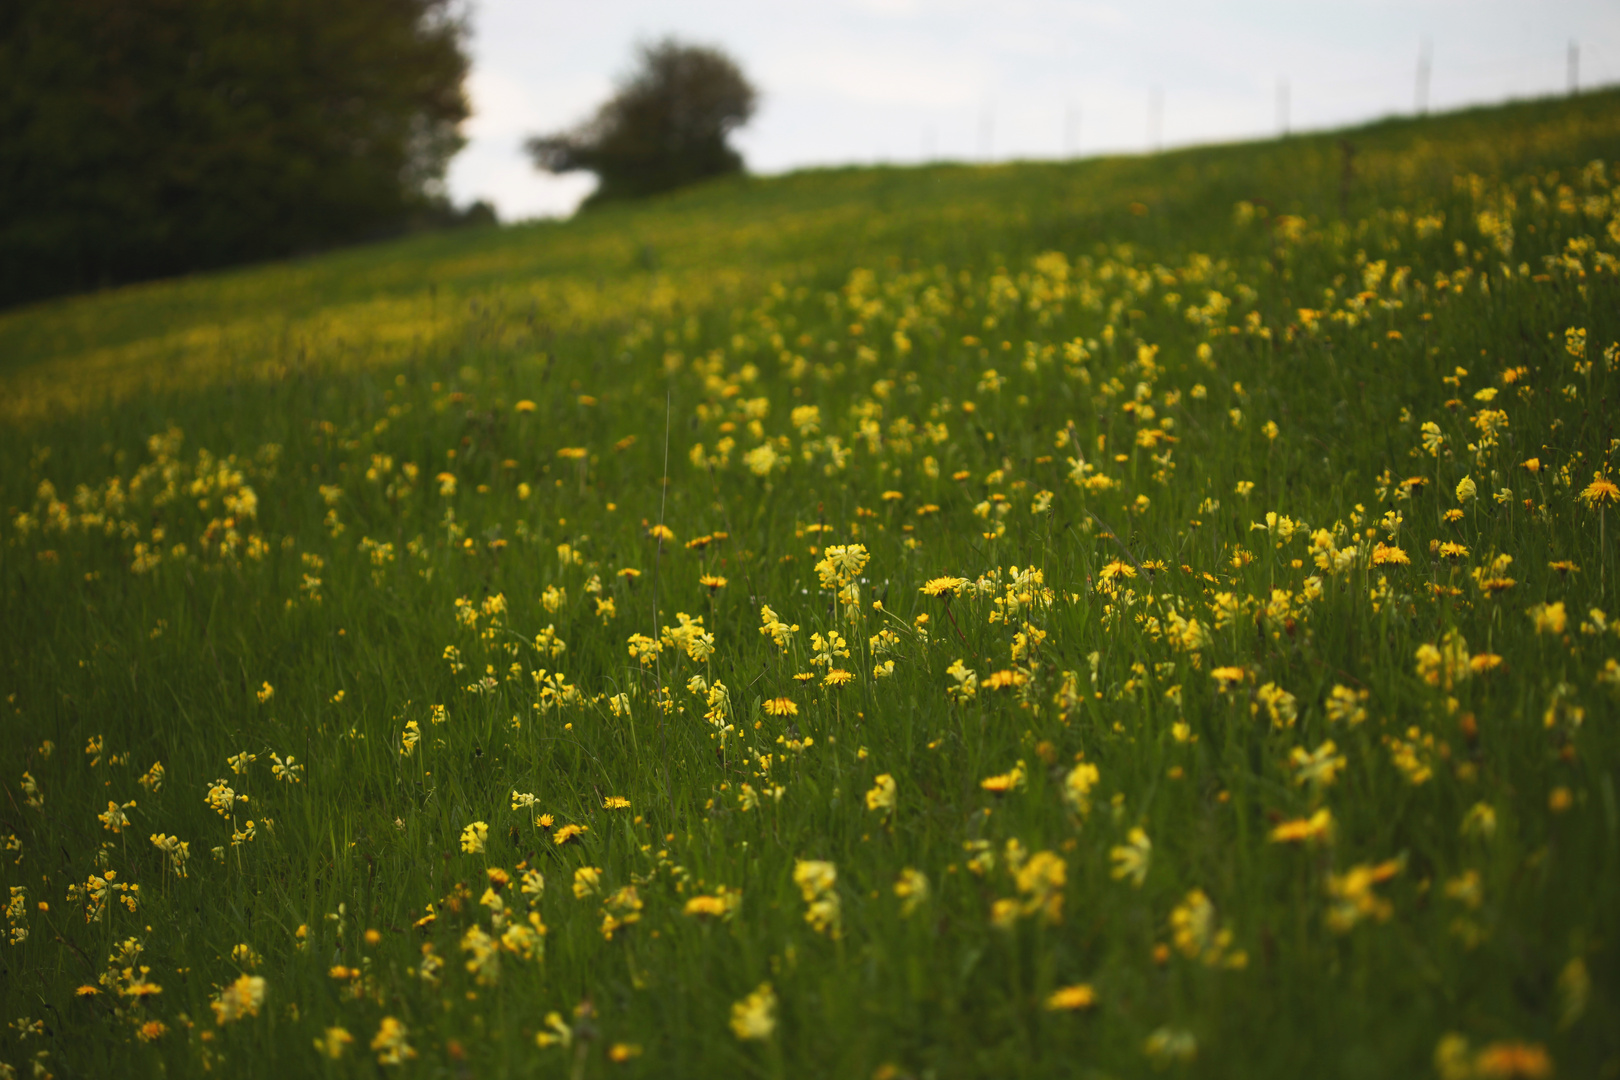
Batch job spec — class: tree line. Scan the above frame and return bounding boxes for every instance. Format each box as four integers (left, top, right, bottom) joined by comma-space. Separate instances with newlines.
0, 6, 757, 309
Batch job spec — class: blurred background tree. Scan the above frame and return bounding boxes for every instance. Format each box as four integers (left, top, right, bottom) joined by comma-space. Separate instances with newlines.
528, 39, 757, 207
0, 0, 480, 308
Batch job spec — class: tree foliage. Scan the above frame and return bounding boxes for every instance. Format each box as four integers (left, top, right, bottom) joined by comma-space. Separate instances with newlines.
0, 0, 473, 308
528, 39, 757, 207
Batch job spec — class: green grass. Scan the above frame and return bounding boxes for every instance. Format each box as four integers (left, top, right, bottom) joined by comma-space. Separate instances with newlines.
2, 90, 1619, 1078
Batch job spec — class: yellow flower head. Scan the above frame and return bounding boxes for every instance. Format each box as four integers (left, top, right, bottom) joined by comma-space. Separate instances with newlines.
730, 982, 778, 1040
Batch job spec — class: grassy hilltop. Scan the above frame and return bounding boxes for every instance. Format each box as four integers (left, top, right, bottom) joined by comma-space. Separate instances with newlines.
2, 91, 1620, 1078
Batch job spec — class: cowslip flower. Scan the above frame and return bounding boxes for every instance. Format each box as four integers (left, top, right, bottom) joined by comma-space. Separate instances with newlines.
1109, 828, 1152, 886
314, 1026, 354, 1059
894, 869, 929, 916
371, 1017, 416, 1065
210, 975, 266, 1025
864, 774, 896, 813
730, 982, 777, 1040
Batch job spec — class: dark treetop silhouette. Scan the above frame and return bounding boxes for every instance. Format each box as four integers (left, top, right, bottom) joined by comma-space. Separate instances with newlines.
527, 39, 757, 207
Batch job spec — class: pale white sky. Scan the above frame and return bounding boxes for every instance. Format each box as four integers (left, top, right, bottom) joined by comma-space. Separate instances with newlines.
445, 1, 1620, 220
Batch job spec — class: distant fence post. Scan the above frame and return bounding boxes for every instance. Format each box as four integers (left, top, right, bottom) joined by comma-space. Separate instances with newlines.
1339, 140, 1356, 220
1415, 37, 1432, 115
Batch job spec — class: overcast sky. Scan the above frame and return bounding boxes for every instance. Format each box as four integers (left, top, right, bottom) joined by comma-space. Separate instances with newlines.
445, 1, 1620, 221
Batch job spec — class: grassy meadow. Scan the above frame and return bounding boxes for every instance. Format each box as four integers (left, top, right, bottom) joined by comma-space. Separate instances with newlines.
3, 91, 1620, 1078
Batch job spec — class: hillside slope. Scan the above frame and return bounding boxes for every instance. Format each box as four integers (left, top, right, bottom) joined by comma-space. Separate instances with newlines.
1, 91, 1618, 1079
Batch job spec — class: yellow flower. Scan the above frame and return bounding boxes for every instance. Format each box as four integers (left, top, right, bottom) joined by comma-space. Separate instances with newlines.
763, 697, 798, 716
1063, 762, 1100, 815
535, 1011, 572, 1049
920, 576, 969, 597
572, 866, 602, 899
459, 822, 488, 854
1580, 472, 1619, 507
1109, 828, 1152, 886
210, 974, 267, 1025
865, 774, 896, 813
793, 860, 841, 936
979, 760, 1026, 793
893, 868, 929, 916
1324, 858, 1403, 932
370, 1016, 416, 1065
1269, 808, 1335, 844
984, 669, 1028, 690
1527, 601, 1567, 635
553, 823, 588, 846
1169, 888, 1246, 967
603, 796, 630, 809
730, 982, 777, 1040
1044, 984, 1097, 1011
1371, 542, 1410, 566
699, 573, 728, 590
314, 1026, 354, 1059
1210, 666, 1246, 691
1287, 741, 1346, 790
1473, 1041, 1554, 1079
683, 887, 741, 920
98, 799, 136, 833
1144, 1027, 1198, 1066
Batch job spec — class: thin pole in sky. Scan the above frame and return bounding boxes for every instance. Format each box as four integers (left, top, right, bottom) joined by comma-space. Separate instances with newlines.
1277, 78, 1290, 136
1568, 41, 1580, 95
1415, 37, 1433, 114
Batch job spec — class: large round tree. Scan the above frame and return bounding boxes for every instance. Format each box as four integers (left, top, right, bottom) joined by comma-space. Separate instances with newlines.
527, 39, 757, 207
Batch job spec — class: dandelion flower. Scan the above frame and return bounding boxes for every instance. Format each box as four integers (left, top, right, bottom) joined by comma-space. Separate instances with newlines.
980, 760, 1027, 793
1044, 985, 1097, 1011
920, 576, 969, 598
1580, 472, 1619, 507
1269, 808, 1335, 844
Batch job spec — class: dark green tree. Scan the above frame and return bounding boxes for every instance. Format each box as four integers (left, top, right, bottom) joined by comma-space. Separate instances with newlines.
0, 0, 473, 307
527, 39, 757, 206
